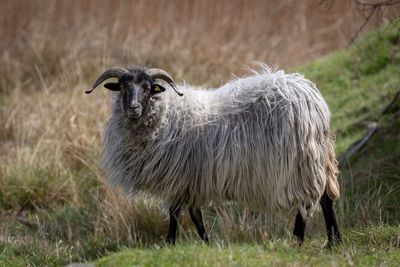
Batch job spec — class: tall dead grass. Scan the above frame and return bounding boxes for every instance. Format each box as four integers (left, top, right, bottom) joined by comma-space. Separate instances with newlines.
0, 0, 399, 261
1, 0, 399, 90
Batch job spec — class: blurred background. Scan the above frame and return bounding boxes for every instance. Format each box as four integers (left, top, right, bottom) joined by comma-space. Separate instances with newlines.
0, 0, 399, 266
1, 0, 399, 87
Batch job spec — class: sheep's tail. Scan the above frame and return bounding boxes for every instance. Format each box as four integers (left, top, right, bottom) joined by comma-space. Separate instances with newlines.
325, 133, 340, 200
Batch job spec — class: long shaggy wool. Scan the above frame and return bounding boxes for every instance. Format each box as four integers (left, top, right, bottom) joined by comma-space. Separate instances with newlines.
101, 66, 339, 218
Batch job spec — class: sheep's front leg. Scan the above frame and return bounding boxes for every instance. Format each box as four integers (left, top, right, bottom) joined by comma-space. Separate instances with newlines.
166, 204, 181, 245
293, 210, 306, 245
189, 207, 209, 244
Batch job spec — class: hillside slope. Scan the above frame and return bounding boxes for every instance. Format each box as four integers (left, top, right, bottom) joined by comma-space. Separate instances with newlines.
299, 19, 400, 155
300, 19, 400, 224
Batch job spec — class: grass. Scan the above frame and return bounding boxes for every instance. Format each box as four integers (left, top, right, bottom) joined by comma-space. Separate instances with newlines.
95, 226, 400, 267
0, 1, 399, 266
298, 21, 400, 155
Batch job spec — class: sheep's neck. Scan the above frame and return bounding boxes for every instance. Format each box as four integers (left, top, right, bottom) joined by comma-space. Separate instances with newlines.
114, 97, 165, 148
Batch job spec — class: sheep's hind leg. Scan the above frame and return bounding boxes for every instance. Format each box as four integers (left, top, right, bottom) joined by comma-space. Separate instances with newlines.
189, 207, 209, 244
166, 204, 182, 245
293, 210, 306, 245
320, 191, 342, 247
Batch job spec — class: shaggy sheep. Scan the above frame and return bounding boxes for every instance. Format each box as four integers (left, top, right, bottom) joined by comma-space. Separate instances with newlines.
86, 66, 342, 246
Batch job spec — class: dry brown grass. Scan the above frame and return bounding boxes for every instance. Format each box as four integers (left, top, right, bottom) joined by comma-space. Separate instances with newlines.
0, 0, 399, 263
1, 0, 399, 89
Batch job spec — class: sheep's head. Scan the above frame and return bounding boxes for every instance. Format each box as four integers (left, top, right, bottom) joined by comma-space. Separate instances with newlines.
86, 67, 183, 119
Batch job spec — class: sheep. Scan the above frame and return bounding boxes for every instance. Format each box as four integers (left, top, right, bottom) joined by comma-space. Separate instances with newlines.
86, 66, 342, 247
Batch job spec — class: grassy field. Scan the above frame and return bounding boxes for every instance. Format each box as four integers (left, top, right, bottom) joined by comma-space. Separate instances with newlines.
1, 1, 400, 266
95, 226, 400, 267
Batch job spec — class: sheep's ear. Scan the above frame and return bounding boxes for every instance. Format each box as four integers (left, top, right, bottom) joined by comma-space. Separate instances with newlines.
104, 82, 120, 91
151, 83, 166, 94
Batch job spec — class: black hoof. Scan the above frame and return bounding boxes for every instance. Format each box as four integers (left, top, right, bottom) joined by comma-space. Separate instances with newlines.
166, 237, 176, 245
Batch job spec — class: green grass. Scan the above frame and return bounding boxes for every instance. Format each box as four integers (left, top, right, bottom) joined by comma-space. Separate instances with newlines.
95, 226, 400, 267
299, 20, 400, 155
299, 19, 400, 226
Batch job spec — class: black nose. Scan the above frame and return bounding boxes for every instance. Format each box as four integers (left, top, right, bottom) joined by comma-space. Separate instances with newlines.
130, 103, 141, 110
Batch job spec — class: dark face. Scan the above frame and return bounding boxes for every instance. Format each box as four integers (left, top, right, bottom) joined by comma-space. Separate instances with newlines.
104, 71, 165, 119
120, 73, 151, 118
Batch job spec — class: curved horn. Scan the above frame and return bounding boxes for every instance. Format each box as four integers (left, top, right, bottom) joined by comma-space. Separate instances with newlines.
85, 67, 129, 94
146, 68, 183, 96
